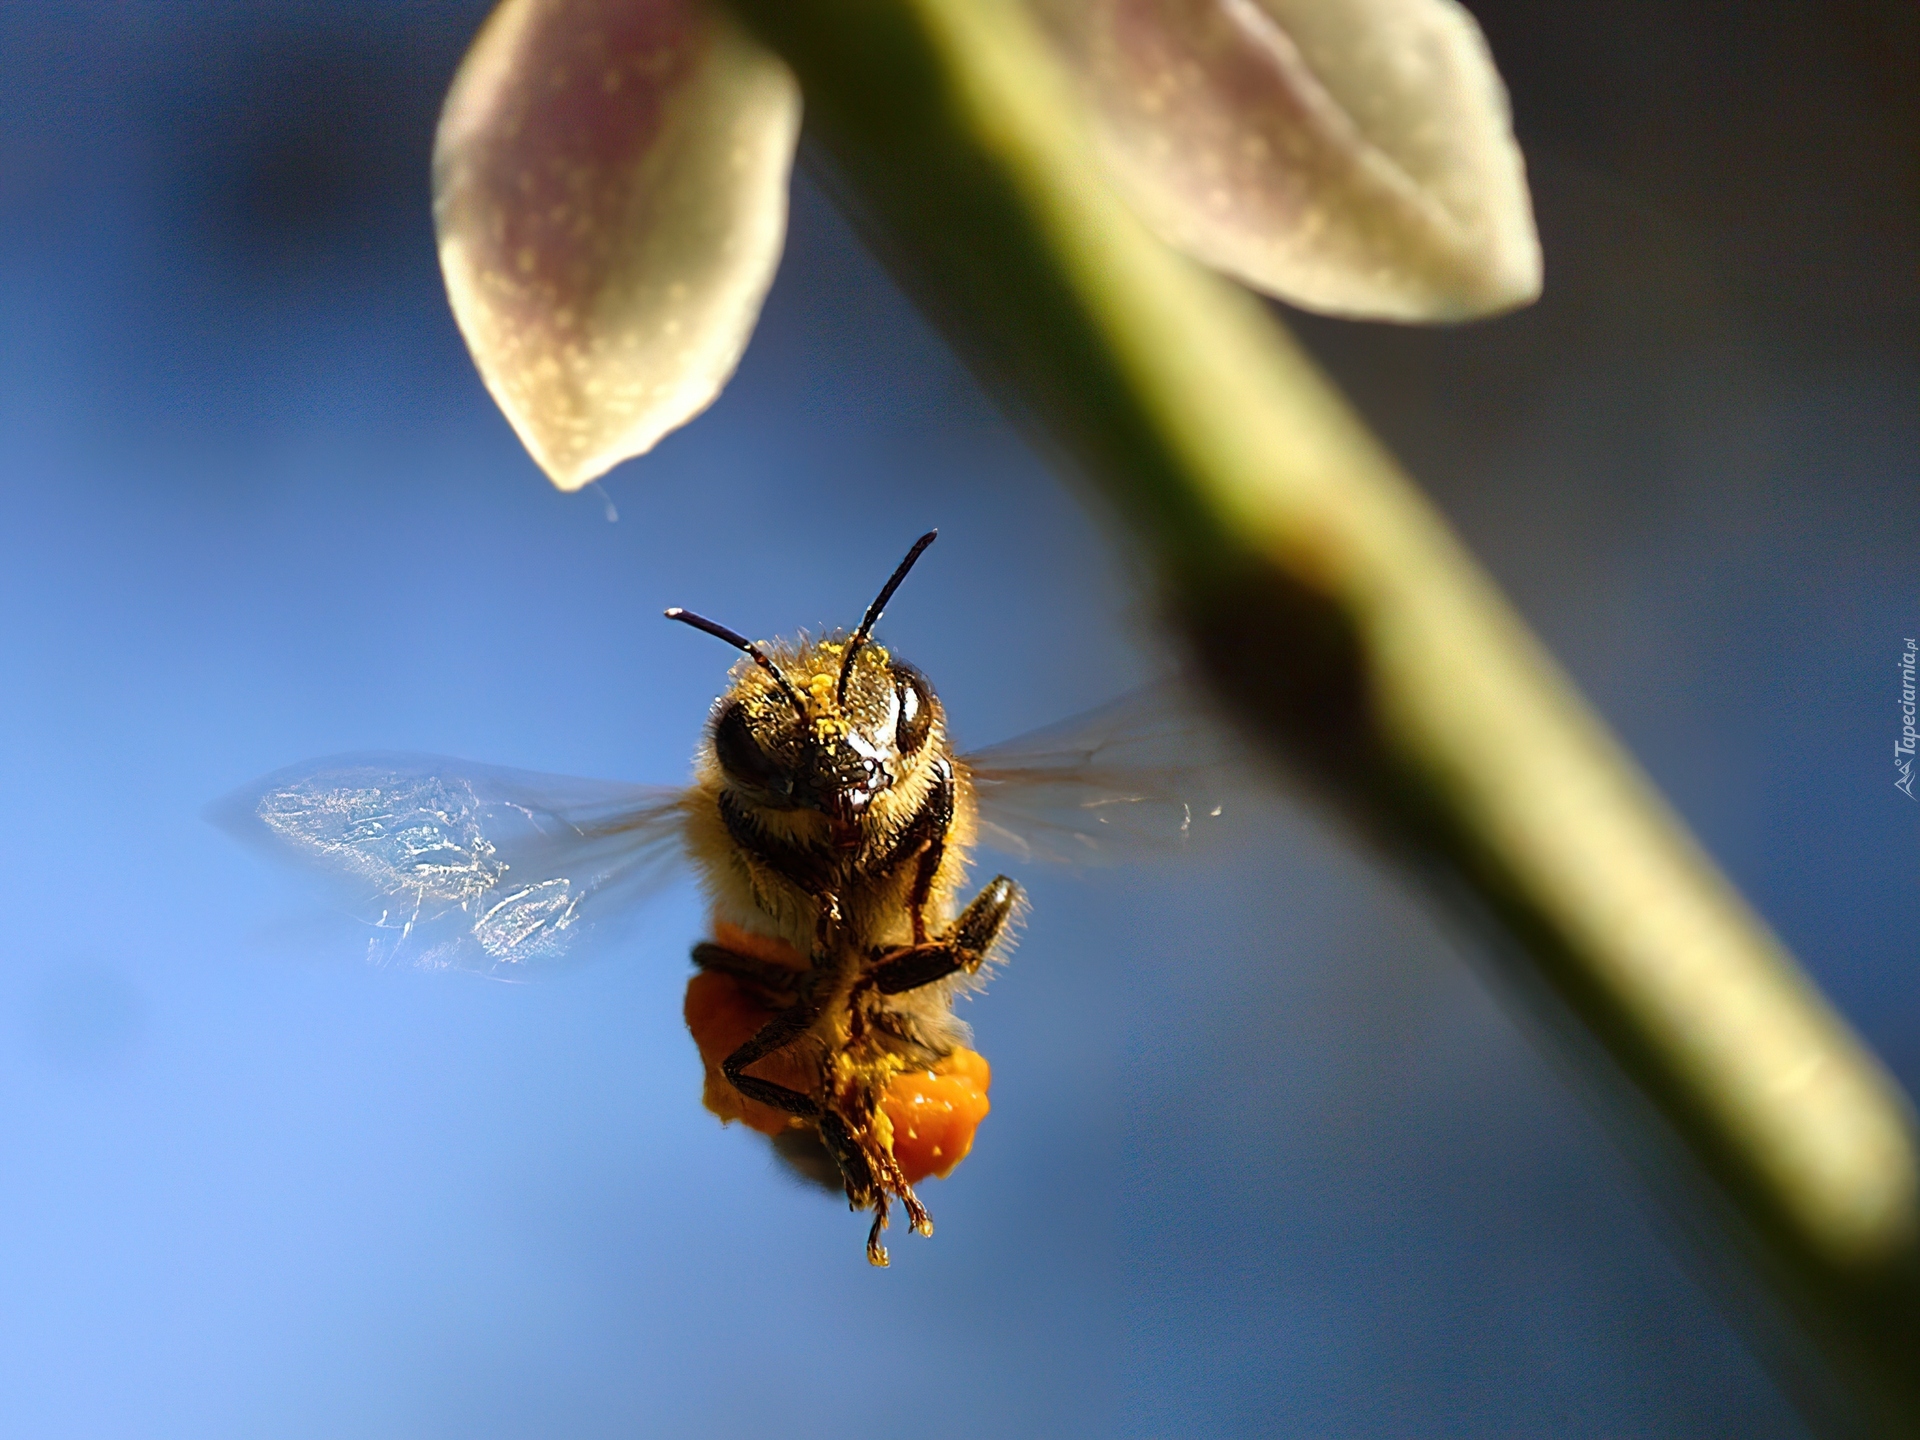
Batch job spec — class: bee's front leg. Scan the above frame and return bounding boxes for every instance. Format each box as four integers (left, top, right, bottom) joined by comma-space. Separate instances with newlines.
866, 758, 955, 944
868, 875, 1021, 995
817, 1110, 878, 1206
817, 1109, 897, 1267
816, 1110, 932, 1267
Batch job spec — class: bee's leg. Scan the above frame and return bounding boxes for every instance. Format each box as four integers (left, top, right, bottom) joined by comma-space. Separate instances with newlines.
690, 942, 802, 1000
810, 1113, 906, 1267
871, 1147, 934, 1237
860, 1163, 935, 1265
721, 1001, 823, 1118
715, 794, 851, 954
718, 793, 837, 892
817, 1110, 877, 1206
818, 1111, 900, 1266
869, 876, 1021, 995
820, 1103, 934, 1265
865, 1195, 893, 1267
906, 836, 944, 945
868, 759, 955, 944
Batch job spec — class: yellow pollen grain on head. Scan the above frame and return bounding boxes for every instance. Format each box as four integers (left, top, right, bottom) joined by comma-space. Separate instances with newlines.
804, 674, 841, 726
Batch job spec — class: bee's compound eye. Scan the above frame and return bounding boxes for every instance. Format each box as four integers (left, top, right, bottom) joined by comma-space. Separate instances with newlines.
713, 701, 785, 793
892, 663, 934, 754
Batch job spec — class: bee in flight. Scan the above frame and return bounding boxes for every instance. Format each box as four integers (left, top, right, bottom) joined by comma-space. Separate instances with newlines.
220, 532, 1224, 1265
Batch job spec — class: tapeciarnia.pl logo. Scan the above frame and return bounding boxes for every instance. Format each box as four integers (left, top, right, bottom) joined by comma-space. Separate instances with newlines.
1898, 638, 1917, 800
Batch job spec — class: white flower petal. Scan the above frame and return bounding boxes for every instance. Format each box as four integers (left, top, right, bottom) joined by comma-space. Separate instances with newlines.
434, 0, 800, 490
1039, 0, 1542, 321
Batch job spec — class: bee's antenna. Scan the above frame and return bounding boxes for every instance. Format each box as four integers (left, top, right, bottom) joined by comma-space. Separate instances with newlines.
838, 530, 937, 705
664, 607, 807, 716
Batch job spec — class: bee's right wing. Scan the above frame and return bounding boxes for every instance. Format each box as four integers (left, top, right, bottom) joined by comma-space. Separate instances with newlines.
212, 754, 691, 978
960, 683, 1245, 866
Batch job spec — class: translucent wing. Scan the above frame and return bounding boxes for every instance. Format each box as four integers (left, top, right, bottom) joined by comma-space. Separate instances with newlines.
213, 754, 689, 977
960, 683, 1243, 865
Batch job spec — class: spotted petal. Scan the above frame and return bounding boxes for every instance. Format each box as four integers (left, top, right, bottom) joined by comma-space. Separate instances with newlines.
434, 0, 801, 490
1038, 0, 1541, 321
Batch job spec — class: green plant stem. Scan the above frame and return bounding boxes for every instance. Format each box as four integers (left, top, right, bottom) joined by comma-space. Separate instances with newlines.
727, 0, 1920, 1424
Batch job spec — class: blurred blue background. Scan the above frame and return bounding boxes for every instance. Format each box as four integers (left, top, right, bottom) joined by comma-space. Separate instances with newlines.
0, 1, 1913, 1435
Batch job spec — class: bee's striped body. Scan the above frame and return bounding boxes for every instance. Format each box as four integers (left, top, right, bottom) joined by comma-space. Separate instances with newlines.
667, 537, 1020, 1265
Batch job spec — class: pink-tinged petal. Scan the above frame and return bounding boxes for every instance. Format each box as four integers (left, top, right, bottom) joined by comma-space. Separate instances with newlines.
434, 0, 800, 490
1039, 0, 1541, 321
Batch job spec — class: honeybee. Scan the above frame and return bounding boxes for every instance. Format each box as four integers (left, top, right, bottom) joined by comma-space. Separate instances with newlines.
220, 532, 1226, 1265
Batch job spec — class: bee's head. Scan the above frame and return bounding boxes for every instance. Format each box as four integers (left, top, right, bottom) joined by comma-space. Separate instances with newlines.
667, 532, 941, 838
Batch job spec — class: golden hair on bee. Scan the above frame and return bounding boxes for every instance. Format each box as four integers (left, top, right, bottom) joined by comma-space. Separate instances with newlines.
667, 531, 1022, 1266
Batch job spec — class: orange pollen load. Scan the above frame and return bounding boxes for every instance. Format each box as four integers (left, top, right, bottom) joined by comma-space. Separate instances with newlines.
682, 969, 809, 1138
682, 927, 992, 1181
882, 1048, 991, 1184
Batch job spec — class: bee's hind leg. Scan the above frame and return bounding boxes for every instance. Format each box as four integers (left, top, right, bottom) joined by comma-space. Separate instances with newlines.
869, 875, 1022, 995
721, 1001, 823, 1118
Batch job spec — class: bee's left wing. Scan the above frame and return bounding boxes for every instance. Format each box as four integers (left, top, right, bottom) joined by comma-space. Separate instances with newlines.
212, 754, 690, 977
959, 683, 1244, 866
